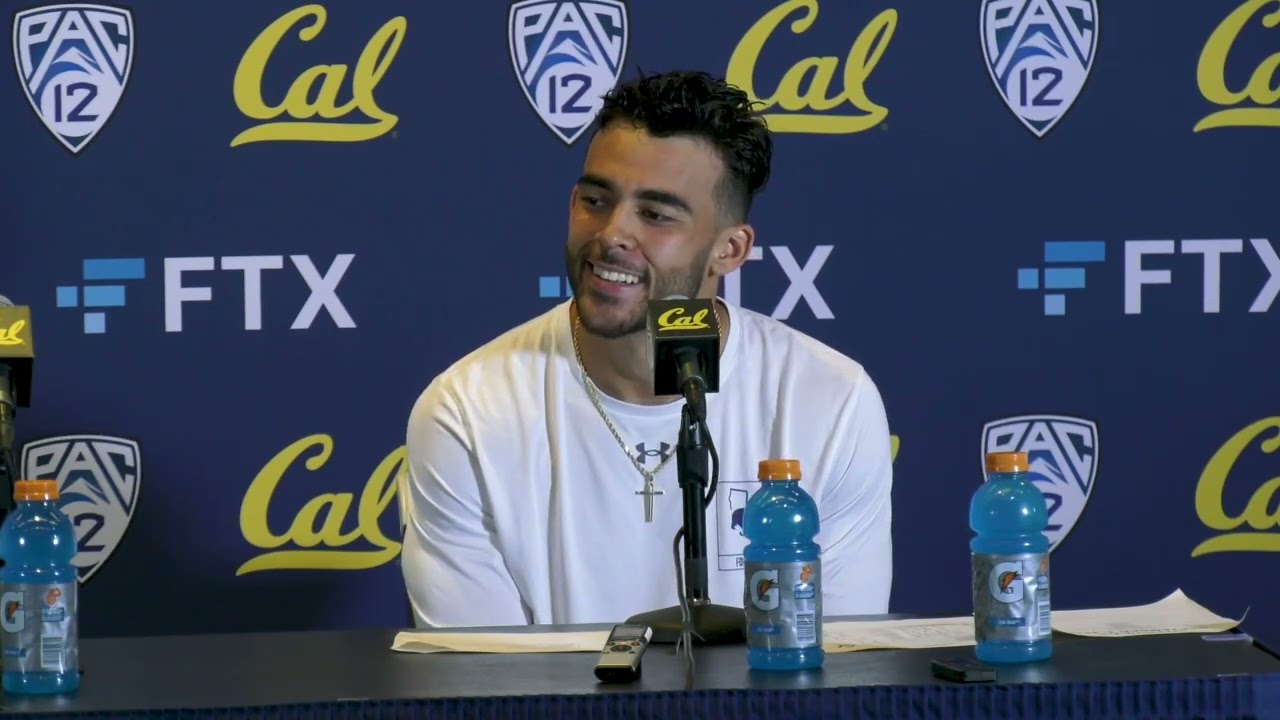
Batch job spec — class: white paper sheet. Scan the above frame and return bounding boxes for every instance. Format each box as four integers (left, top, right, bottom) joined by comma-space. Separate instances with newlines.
391, 629, 608, 654
1052, 588, 1243, 637
820, 588, 1244, 653
822, 616, 975, 653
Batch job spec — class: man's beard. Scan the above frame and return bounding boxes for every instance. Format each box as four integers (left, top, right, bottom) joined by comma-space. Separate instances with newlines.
565, 244, 711, 339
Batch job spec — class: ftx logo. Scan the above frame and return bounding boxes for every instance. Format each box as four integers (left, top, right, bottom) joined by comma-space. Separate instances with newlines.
55, 255, 356, 334
1017, 239, 1280, 315
539, 245, 835, 320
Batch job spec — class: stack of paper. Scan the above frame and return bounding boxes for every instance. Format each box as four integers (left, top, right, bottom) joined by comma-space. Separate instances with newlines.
822, 589, 1242, 652
389, 589, 1243, 655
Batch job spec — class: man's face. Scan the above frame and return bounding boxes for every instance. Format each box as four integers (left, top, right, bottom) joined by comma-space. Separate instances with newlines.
565, 123, 726, 339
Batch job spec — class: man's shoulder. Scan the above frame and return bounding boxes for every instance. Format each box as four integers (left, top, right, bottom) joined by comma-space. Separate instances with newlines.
443, 302, 565, 379
411, 303, 566, 419
731, 305, 892, 495
732, 303, 876, 397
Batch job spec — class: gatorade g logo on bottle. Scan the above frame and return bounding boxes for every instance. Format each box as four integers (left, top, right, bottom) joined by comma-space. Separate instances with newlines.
1, 592, 23, 633
0, 582, 77, 675
989, 561, 1025, 603
743, 560, 821, 648
749, 568, 780, 611
972, 553, 1051, 642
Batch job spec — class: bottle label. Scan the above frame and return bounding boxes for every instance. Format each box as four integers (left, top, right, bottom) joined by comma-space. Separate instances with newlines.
743, 559, 822, 649
0, 581, 78, 674
972, 553, 1051, 643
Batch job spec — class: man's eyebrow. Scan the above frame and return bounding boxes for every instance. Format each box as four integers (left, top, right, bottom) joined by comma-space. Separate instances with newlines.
636, 188, 692, 215
576, 174, 692, 215
576, 174, 612, 192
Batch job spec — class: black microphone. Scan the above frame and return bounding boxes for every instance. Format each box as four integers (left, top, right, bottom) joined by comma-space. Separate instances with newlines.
0, 295, 35, 516
647, 295, 720, 423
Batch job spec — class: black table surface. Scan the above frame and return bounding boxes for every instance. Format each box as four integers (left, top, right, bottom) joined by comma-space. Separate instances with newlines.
3, 616, 1280, 715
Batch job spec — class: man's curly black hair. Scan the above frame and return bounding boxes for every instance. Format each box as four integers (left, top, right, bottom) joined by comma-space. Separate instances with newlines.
592, 69, 773, 225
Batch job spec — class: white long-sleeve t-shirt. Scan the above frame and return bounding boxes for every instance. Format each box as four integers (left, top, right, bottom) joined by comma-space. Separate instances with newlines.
401, 298, 894, 628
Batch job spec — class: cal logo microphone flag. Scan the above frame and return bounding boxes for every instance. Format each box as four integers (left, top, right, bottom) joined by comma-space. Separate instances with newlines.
0, 296, 35, 515
0, 298, 35, 409
647, 296, 720, 399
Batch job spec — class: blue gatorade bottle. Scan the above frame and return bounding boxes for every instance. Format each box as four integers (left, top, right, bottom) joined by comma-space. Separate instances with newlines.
743, 458, 823, 670
970, 451, 1052, 664
0, 479, 80, 694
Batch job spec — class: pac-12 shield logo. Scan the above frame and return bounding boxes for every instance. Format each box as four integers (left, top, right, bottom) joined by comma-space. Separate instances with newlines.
979, 0, 1098, 138
19, 435, 142, 582
981, 415, 1098, 551
12, 3, 134, 154
508, 0, 628, 145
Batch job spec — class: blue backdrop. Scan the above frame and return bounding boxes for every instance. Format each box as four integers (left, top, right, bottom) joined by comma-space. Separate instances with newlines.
4, 0, 1279, 642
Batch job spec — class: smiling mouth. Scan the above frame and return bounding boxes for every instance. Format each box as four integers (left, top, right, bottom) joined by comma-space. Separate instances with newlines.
587, 261, 642, 286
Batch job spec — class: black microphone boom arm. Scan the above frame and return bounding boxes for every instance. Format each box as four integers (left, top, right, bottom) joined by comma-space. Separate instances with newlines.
674, 347, 708, 422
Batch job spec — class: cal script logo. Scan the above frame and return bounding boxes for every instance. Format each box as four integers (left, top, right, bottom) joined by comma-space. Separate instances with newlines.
1191, 417, 1280, 557
238, 434, 406, 574
12, 3, 134, 154
1195, 0, 1280, 132
656, 307, 710, 331
981, 415, 1098, 551
980, 0, 1098, 138
231, 5, 406, 146
0, 319, 26, 346
508, 0, 628, 145
725, 0, 898, 135
20, 435, 142, 582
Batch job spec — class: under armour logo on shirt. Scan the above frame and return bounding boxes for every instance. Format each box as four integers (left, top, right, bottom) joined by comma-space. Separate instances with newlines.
634, 442, 672, 465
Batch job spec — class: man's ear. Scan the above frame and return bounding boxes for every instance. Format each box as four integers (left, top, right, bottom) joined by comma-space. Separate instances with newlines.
709, 224, 756, 278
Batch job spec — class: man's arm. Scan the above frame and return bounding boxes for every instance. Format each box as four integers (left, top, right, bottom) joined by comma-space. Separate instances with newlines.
400, 379, 528, 628
815, 373, 894, 617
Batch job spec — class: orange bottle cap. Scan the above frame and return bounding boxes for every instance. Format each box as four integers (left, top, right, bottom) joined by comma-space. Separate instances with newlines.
15, 480, 58, 502
985, 452, 1029, 474
758, 459, 802, 481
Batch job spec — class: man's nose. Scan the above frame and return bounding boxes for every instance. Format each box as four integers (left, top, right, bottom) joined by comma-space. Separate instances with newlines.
597, 206, 638, 251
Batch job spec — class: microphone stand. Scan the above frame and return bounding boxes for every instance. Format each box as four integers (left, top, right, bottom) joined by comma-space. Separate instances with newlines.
626, 388, 746, 646
0, 369, 16, 526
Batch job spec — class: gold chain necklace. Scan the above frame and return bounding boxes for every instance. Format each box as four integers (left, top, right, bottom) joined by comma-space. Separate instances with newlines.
570, 300, 722, 523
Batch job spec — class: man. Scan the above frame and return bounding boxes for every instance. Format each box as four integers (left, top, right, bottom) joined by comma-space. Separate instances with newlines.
401, 70, 893, 628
